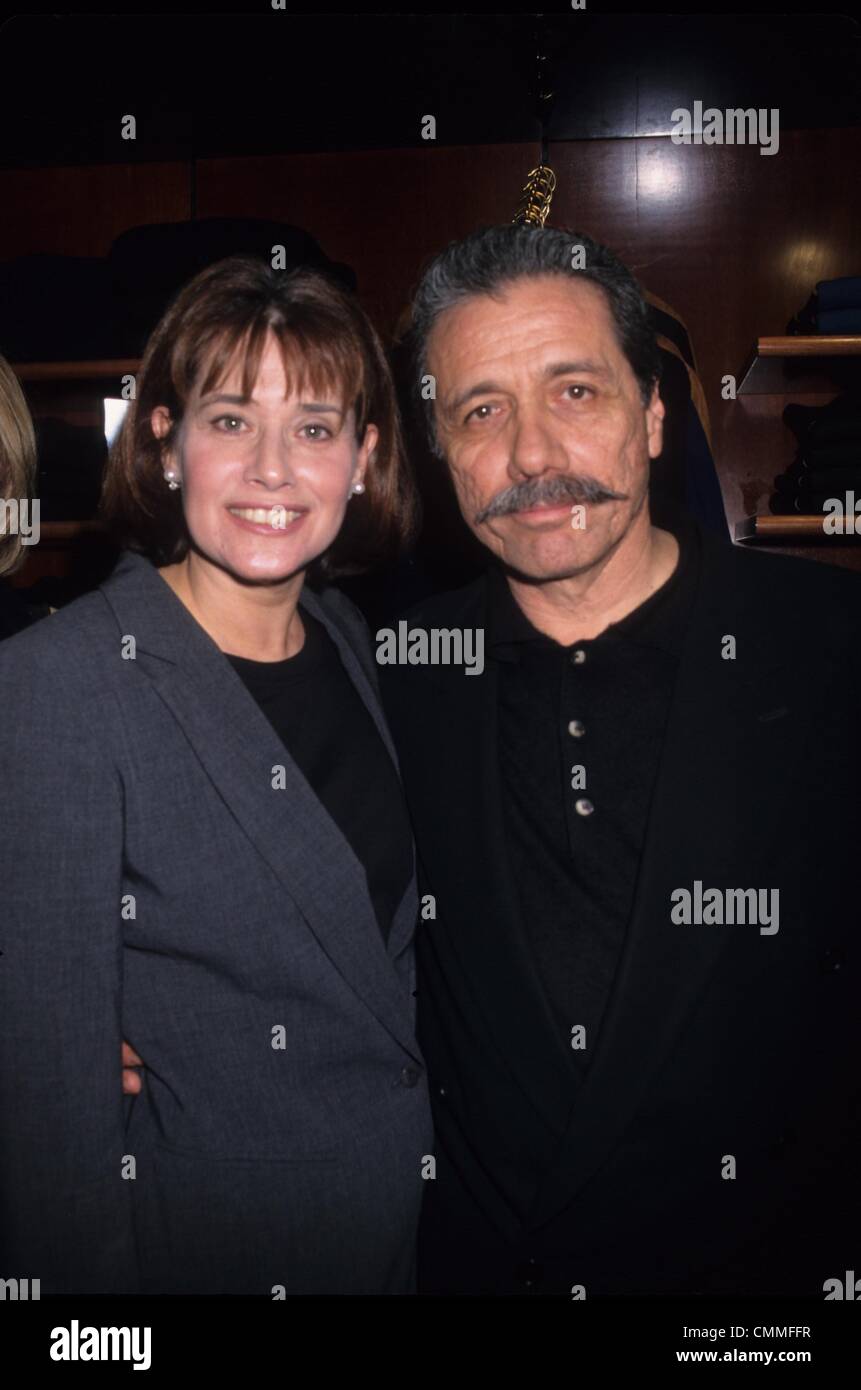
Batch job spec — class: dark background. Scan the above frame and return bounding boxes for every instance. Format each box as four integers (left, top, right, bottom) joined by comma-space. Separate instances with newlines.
2, 6, 860, 595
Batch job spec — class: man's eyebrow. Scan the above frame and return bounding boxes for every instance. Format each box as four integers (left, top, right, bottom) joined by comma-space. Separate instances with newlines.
544, 359, 610, 382
198, 392, 343, 415
445, 360, 610, 417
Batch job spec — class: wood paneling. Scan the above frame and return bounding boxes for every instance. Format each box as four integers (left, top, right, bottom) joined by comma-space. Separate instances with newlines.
547, 129, 861, 537
196, 144, 540, 339
3, 130, 859, 577
0, 162, 189, 258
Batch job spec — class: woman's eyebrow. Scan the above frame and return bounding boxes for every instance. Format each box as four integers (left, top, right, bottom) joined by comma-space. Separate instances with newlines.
199, 392, 343, 415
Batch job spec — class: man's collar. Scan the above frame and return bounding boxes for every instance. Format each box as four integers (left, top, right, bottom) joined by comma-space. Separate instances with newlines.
485, 516, 701, 662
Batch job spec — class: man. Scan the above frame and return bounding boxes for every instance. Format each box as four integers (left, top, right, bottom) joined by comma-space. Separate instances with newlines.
379, 224, 861, 1296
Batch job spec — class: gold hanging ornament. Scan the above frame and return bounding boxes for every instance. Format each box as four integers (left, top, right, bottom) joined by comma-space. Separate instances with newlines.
512, 165, 557, 227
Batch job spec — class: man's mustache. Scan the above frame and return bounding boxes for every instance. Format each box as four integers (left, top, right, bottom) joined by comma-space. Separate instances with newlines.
474, 474, 629, 525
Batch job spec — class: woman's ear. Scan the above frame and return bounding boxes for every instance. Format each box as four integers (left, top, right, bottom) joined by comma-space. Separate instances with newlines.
350, 422, 379, 493
151, 405, 180, 478
150, 405, 173, 446
359, 421, 379, 471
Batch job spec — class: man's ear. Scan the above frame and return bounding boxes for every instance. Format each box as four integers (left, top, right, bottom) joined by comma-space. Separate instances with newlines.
645, 384, 665, 460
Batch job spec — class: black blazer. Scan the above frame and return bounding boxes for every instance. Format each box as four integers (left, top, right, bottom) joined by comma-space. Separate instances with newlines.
381, 525, 861, 1296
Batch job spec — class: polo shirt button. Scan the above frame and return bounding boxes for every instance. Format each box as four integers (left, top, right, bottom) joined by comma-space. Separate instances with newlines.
574, 798, 594, 816
571, 648, 587, 664
567, 719, 586, 737
515, 1258, 543, 1289
821, 946, 844, 973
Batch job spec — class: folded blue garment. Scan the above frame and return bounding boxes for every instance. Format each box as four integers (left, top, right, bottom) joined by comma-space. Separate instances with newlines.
817, 277, 861, 312
816, 307, 861, 334
775, 464, 861, 493
800, 466, 861, 491
784, 394, 861, 446
769, 489, 861, 515
803, 442, 861, 467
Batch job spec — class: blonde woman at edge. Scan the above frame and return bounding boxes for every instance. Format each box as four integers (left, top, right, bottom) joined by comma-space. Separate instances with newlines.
0, 354, 51, 639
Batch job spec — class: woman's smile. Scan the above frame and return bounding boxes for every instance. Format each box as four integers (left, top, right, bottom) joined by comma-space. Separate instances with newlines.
226, 505, 308, 535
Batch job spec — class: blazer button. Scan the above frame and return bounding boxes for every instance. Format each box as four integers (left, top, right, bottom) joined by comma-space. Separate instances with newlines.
515, 1258, 543, 1289
399, 1066, 421, 1088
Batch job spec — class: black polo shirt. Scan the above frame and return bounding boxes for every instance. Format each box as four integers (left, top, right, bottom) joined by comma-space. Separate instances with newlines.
490, 521, 700, 1077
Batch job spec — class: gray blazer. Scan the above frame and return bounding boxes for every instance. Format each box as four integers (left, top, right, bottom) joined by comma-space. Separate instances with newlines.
0, 550, 433, 1295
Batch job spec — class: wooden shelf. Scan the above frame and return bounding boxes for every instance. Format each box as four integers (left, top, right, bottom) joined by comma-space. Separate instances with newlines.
38, 520, 108, 540
737, 336, 861, 394
735, 514, 861, 543
12, 359, 141, 382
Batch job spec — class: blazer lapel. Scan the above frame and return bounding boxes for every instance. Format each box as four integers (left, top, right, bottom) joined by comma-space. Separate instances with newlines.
527, 540, 800, 1232
299, 586, 418, 965
101, 552, 420, 1060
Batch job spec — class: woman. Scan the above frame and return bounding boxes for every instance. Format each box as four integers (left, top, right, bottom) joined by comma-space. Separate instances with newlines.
0, 255, 433, 1295
0, 353, 50, 639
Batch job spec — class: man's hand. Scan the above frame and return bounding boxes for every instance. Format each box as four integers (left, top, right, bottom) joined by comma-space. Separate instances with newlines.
122, 1041, 143, 1095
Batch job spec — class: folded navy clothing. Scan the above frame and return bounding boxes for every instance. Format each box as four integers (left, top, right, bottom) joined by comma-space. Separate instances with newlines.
0, 223, 357, 364
816, 308, 861, 335
802, 441, 861, 469
769, 489, 860, 515
108, 219, 357, 354
773, 463, 861, 494
783, 393, 861, 446
787, 278, 861, 333
799, 466, 861, 492
817, 277, 861, 312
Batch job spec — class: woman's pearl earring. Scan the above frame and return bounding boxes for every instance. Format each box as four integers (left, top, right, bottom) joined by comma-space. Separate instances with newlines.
164, 470, 181, 491
351, 480, 366, 496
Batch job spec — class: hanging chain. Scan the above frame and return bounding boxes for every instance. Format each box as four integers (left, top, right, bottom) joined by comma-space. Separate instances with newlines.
512, 165, 557, 227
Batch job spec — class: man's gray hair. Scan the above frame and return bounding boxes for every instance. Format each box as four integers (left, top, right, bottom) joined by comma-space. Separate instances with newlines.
408, 223, 662, 459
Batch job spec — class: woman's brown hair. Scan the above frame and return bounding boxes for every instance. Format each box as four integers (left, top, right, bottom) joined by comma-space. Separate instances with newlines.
100, 254, 417, 579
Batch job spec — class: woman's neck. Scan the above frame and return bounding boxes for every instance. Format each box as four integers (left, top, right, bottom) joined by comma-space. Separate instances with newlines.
158, 555, 306, 662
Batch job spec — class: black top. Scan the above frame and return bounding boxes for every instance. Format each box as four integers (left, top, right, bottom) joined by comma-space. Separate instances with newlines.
226, 609, 413, 941
489, 521, 700, 1085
